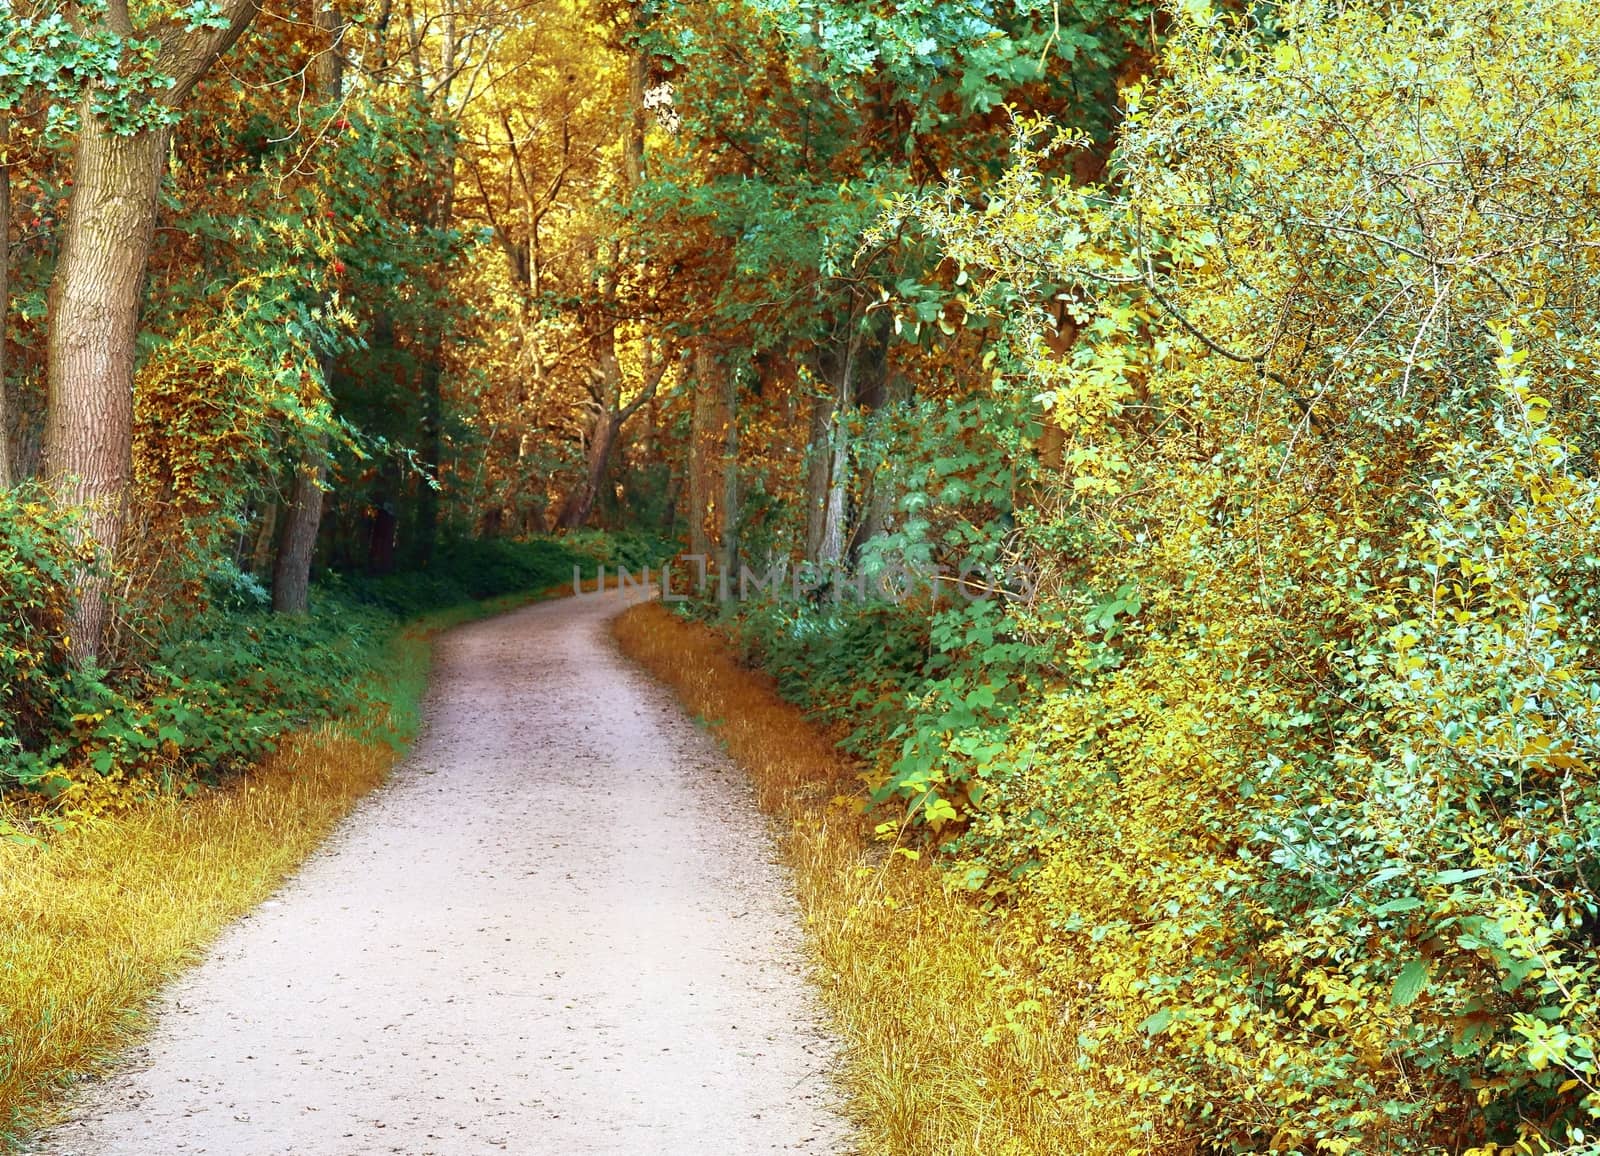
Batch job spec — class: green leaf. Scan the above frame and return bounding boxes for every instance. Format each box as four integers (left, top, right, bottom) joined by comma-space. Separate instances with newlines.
1373, 896, 1423, 914
1391, 960, 1428, 1008
1427, 868, 1487, 886
1140, 1007, 1174, 1036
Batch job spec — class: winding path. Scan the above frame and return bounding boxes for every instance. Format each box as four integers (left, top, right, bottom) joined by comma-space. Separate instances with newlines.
38, 590, 854, 1156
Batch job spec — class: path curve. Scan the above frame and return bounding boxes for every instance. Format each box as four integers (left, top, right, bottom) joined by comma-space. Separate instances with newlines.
37, 590, 854, 1156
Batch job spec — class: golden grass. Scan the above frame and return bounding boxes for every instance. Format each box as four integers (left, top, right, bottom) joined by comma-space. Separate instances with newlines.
0, 728, 393, 1145
614, 602, 1135, 1156
0, 582, 582, 1149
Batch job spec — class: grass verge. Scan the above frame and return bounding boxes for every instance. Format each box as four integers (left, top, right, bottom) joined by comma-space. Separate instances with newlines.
0, 580, 574, 1150
614, 601, 1134, 1156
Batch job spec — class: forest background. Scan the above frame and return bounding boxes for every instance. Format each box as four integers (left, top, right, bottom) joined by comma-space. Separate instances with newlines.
6, 0, 1600, 1150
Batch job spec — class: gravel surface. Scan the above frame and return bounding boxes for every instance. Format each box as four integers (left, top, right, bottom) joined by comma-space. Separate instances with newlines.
36, 589, 855, 1156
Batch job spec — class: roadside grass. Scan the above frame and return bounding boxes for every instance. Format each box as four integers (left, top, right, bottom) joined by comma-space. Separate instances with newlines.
0, 581, 573, 1150
614, 602, 1136, 1156
0, 727, 393, 1148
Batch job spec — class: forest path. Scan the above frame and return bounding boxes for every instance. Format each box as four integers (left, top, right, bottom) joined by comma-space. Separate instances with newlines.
36, 589, 854, 1156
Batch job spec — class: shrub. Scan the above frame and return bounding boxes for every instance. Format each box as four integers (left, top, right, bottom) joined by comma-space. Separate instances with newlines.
1, 525, 633, 803
727, 0, 1600, 1147
0, 489, 93, 777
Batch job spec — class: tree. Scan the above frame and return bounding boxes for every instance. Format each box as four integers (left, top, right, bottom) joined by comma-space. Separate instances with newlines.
270, 0, 344, 615
39, 0, 263, 660
622, 0, 1150, 573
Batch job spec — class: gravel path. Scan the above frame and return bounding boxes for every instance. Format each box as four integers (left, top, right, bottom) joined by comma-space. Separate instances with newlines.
36, 590, 854, 1156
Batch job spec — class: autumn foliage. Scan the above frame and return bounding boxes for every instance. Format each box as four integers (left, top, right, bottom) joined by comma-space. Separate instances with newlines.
9, 0, 1600, 1151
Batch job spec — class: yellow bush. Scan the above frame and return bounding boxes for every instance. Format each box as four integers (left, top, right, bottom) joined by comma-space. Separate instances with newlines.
614, 602, 1175, 1155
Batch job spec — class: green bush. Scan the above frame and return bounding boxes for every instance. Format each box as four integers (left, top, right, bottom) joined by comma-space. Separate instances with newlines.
560, 528, 678, 574
343, 536, 585, 617
0, 488, 91, 773
1, 527, 649, 798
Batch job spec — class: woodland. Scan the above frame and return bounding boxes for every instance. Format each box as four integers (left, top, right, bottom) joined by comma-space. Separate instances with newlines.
6, 0, 1600, 1151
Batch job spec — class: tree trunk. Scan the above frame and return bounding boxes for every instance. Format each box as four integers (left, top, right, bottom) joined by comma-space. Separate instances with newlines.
556, 328, 624, 530
38, 0, 260, 660
688, 344, 718, 559
804, 388, 833, 562
249, 501, 279, 576
560, 410, 621, 531
43, 109, 170, 662
553, 50, 647, 533
718, 360, 739, 581
367, 484, 399, 576
412, 149, 454, 561
817, 410, 850, 567
271, 0, 343, 610
271, 446, 325, 614
851, 321, 898, 559
624, 49, 648, 190
806, 326, 860, 567
414, 351, 442, 563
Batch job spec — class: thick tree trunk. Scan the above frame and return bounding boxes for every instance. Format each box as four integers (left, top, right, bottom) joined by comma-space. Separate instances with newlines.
556, 328, 624, 530
271, 434, 329, 612
559, 410, 620, 531
806, 327, 859, 568
557, 331, 677, 531
857, 393, 902, 555
39, 0, 259, 660
850, 322, 898, 559
817, 414, 850, 567
271, 447, 325, 614
43, 110, 170, 662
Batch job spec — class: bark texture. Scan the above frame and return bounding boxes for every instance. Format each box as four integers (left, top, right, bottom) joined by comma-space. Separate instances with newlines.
44, 112, 170, 658
271, 445, 326, 614
556, 331, 624, 531
44, 0, 262, 660
806, 323, 861, 567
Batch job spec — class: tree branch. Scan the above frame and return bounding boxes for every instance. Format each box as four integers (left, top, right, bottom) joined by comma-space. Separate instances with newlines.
154, 0, 263, 106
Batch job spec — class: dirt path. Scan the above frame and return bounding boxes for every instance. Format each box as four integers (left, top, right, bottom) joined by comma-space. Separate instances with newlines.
37, 590, 854, 1156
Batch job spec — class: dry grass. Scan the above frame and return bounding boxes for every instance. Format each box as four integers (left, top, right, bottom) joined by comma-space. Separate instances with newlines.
0, 728, 394, 1146
0, 583, 580, 1149
614, 602, 1131, 1155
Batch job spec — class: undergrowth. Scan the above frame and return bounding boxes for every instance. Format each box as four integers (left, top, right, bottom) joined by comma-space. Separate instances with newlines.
613, 601, 1166, 1156
0, 507, 641, 805
0, 530, 622, 1149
